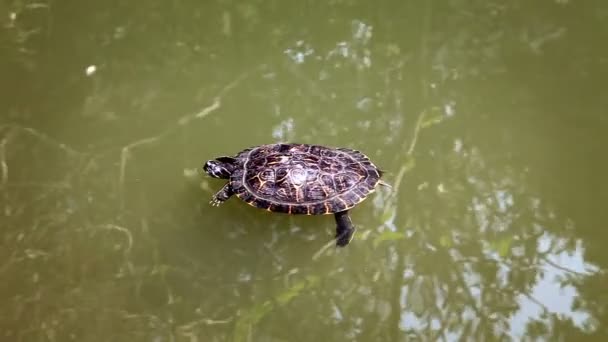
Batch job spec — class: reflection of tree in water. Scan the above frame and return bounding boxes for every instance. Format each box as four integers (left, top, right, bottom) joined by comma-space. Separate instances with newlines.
1, 110, 601, 340
2, 0, 607, 341
376, 142, 599, 340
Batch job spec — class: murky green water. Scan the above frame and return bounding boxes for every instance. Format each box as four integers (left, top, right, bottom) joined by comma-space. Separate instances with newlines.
2, 1, 608, 341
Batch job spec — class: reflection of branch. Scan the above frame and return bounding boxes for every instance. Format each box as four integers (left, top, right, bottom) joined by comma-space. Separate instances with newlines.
495, 254, 592, 279
542, 257, 590, 277
451, 262, 483, 317
520, 291, 549, 314
117, 68, 259, 208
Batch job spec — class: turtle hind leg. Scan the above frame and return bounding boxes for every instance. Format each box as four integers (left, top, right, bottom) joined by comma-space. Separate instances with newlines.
334, 210, 356, 247
210, 183, 234, 206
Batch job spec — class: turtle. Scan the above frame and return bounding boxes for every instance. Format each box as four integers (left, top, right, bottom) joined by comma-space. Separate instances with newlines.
203, 143, 384, 247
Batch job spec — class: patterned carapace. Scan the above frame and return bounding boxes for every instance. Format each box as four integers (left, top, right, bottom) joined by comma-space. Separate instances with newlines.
229, 143, 382, 215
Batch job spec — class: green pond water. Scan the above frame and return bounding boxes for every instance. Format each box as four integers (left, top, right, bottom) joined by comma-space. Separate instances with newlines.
2, 1, 608, 341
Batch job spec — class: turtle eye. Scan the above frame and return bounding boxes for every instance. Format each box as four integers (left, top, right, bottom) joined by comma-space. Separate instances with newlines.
204, 160, 231, 179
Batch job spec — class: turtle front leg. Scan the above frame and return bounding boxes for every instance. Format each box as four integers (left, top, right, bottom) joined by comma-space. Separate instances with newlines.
210, 183, 234, 206
334, 210, 356, 247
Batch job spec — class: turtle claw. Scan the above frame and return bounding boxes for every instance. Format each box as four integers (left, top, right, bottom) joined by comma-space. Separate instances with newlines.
209, 184, 233, 207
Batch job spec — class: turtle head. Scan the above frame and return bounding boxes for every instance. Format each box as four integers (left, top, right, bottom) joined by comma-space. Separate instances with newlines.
203, 156, 236, 179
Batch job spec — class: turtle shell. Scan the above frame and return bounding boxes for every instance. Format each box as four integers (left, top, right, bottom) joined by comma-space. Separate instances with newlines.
229, 143, 382, 215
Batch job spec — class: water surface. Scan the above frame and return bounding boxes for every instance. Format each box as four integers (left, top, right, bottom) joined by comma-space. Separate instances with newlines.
1, 1, 607, 341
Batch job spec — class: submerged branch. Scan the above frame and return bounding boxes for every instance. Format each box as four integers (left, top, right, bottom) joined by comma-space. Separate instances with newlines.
118, 68, 260, 208
176, 316, 233, 340
99, 223, 134, 253
0, 132, 11, 187
392, 110, 426, 196
0, 124, 83, 156
0, 125, 82, 207
1, 181, 71, 189
407, 110, 426, 156
312, 237, 339, 261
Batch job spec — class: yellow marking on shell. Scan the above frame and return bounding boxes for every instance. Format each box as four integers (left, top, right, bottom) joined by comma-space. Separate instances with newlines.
356, 193, 368, 204
258, 180, 267, 190
337, 196, 350, 209
306, 206, 311, 215
287, 206, 292, 214
321, 186, 330, 197
294, 186, 304, 203
324, 202, 331, 214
